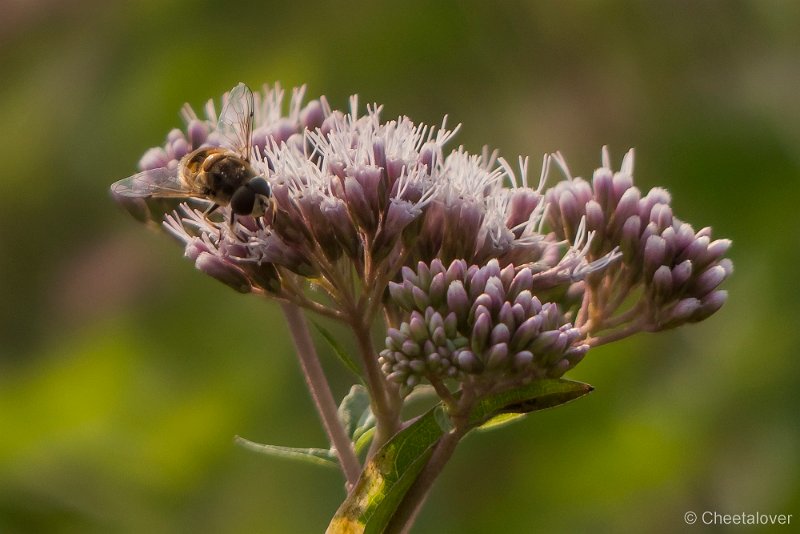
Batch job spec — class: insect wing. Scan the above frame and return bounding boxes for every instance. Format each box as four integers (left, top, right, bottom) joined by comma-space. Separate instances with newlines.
217, 82, 254, 160
111, 167, 191, 199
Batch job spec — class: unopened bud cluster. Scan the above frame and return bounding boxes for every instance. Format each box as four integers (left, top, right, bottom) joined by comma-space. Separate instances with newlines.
546, 149, 732, 330
379, 259, 588, 389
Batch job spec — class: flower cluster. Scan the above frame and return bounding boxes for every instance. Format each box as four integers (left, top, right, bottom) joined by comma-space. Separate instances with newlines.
113, 83, 733, 401
379, 259, 589, 391
546, 149, 732, 331
146, 85, 588, 307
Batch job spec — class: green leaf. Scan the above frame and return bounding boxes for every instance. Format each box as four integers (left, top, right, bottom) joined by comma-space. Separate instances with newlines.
356, 403, 377, 430
234, 436, 338, 468
353, 426, 375, 455
433, 405, 454, 433
353, 411, 376, 444
476, 412, 528, 431
327, 378, 593, 533
338, 385, 372, 438
467, 378, 594, 427
403, 384, 437, 403
312, 321, 363, 379
327, 407, 442, 534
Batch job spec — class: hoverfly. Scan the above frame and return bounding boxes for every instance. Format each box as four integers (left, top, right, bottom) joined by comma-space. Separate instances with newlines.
111, 83, 271, 225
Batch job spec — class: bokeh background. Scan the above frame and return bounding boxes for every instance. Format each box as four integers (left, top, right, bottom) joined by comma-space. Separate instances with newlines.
1, 1, 798, 532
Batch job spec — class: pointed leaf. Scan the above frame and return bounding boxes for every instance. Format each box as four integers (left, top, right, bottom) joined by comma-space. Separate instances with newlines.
327, 378, 593, 533
312, 320, 363, 379
476, 412, 527, 432
467, 378, 594, 427
235, 436, 338, 468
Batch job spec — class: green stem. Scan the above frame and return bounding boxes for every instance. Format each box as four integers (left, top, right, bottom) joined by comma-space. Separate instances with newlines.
280, 302, 361, 487
385, 427, 465, 534
384, 390, 474, 533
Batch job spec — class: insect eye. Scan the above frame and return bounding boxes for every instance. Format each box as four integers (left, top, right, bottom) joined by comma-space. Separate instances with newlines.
230, 186, 256, 215
248, 177, 272, 197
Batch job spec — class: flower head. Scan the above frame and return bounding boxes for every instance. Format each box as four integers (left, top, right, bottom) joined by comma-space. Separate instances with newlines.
142, 84, 607, 314
546, 148, 732, 331
380, 259, 590, 393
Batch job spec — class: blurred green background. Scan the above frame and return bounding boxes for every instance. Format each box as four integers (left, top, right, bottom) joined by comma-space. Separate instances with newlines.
1, 1, 797, 532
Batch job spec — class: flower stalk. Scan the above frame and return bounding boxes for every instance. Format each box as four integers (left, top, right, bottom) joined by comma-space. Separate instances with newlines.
280, 302, 361, 486
349, 313, 402, 455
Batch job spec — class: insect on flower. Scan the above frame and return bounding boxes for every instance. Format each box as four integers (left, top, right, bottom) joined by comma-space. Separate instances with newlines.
111, 83, 272, 226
